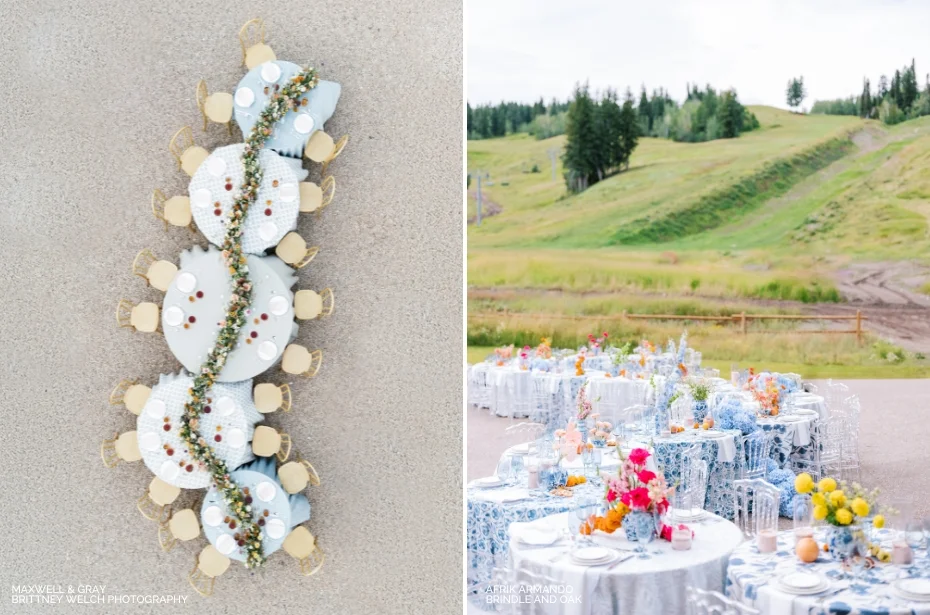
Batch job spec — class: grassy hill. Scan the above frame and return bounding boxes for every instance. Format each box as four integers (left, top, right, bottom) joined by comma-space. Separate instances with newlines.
467, 107, 930, 374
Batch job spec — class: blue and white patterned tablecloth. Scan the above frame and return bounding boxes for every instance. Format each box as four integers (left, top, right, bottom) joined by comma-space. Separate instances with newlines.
188, 144, 300, 254
467, 482, 604, 593
758, 414, 819, 474
727, 528, 930, 614
200, 457, 310, 563
233, 60, 340, 158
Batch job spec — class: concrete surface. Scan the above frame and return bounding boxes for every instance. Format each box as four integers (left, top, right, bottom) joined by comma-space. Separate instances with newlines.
0, 1, 462, 613
467, 380, 930, 520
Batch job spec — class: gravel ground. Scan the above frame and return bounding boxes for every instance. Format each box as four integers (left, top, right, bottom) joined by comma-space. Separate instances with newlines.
0, 2, 462, 613
467, 379, 930, 520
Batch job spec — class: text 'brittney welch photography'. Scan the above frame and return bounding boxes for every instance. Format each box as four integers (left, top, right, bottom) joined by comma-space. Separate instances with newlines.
10, 585, 189, 606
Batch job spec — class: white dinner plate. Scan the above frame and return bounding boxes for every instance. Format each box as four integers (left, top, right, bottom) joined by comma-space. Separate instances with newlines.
265, 518, 286, 540
215, 396, 236, 416
175, 272, 197, 293
256, 481, 277, 502
512, 444, 530, 454
234, 87, 255, 108
794, 409, 819, 416
159, 460, 180, 482
226, 428, 245, 448
163, 306, 184, 327
293, 113, 315, 134
895, 578, 930, 601
279, 183, 298, 202
139, 432, 161, 452
257, 341, 278, 361
191, 188, 212, 208
206, 157, 226, 177
777, 414, 806, 422
144, 399, 166, 418
570, 547, 614, 566
775, 572, 829, 595
472, 477, 503, 488
268, 295, 289, 316
519, 528, 559, 546
215, 533, 236, 555
203, 506, 224, 527
699, 430, 727, 439
260, 62, 281, 82
259, 221, 278, 241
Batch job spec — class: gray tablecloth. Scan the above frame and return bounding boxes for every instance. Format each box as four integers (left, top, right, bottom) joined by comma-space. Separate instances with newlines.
233, 60, 341, 158
162, 245, 298, 382
188, 144, 300, 254
200, 457, 311, 563
136, 371, 263, 489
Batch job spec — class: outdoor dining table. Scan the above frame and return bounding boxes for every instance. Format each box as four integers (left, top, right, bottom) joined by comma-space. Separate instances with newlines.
507, 510, 744, 615
189, 144, 301, 254
136, 371, 263, 488
162, 245, 298, 382
726, 527, 930, 614
233, 60, 341, 158
200, 457, 310, 563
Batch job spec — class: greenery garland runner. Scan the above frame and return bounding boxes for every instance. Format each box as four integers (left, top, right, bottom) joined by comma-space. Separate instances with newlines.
177, 67, 320, 568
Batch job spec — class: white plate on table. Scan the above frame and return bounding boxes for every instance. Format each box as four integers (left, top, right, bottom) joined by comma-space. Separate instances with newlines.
512, 444, 530, 454
774, 571, 830, 595
894, 578, 930, 601
519, 528, 560, 547
570, 547, 615, 566
699, 430, 728, 439
669, 507, 705, 522
793, 408, 819, 417
472, 476, 503, 488
777, 414, 807, 422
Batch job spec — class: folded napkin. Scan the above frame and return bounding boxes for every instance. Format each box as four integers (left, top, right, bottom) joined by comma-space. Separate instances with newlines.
717, 434, 737, 462
476, 487, 530, 504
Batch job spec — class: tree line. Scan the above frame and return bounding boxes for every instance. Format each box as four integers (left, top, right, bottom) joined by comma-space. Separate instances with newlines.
467, 99, 569, 140
811, 59, 930, 125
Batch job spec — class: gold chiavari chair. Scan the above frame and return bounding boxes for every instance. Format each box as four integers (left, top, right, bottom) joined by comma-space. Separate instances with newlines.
195, 79, 233, 134
281, 345, 323, 378
251, 425, 283, 458
277, 432, 292, 463
295, 246, 319, 269
238, 18, 276, 69
279, 383, 292, 412
319, 288, 335, 317
168, 126, 209, 177
132, 249, 178, 292
317, 175, 336, 217
158, 509, 200, 552
303, 130, 334, 163
298, 453, 321, 486
188, 545, 230, 597
116, 299, 160, 333
253, 382, 291, 414
321, 134, 349, 175
101, 431, 142, 467
151, 189, 194, 231
282, 527, 325, 576
275, 232, 319, 269
138, 477, 181, 523
108, 379, 139, 406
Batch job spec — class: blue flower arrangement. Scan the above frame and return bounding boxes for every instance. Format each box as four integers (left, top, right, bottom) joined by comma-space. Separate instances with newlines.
715, 397, 760, 435
677, 331, 688, 364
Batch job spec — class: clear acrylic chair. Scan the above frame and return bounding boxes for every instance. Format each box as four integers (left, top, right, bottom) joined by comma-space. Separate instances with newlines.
674, 458, 708, 516
815, 416, 846, 479
616, 404, 649, 439
687, 586, 761, 615
531, 376, 552, 425
504, 422, 547, 450
733, 478, 780, 540
740, 432, 771, 479
509, 567, 558, 615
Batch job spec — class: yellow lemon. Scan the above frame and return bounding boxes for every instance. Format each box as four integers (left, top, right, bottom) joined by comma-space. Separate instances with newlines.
829, 490, 846, 508
850, 498, 869, 518
813, 504, 828, 520
812, 492, 826, 507
873, 514, 885, 529
794, 473, 814, 494
818, 477, 837, 492
835, 508, 853, 525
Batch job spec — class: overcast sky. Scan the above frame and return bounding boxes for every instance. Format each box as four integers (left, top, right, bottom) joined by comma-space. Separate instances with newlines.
467, 0, 930, 109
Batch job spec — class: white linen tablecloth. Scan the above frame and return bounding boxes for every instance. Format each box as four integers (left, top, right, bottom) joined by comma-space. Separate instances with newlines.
507, 511, 744, 615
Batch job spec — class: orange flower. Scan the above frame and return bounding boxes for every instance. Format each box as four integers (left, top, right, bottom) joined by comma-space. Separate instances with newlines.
678, 363, 688, 376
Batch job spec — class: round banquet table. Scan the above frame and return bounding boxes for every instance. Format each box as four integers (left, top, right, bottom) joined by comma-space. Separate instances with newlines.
467, 481, 604, 601
726, 527, 930, 614
791, 392, 829, 420
757, 412, 819, 473
233, 60, 341, 158
162, 245, 298, 382
188, 144, 300, 254
136, 371, 263, 488
506, 511, 744, 615
201, 457, 310, 563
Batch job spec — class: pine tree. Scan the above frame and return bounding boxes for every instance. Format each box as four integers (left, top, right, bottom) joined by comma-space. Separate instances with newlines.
859, 78, 872, 118
637, 86, 651, 135
467, 103, 473, 136
562, 83, 599, 191
617, 88, 640, 170
786, 77, 806, 111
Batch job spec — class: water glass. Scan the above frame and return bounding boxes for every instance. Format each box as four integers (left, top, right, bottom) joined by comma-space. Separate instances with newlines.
904, 519, 924, 549
509, 454, 525, 484
495, 456, 512, 484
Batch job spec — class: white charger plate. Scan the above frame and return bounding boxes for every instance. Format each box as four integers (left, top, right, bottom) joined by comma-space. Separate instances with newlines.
775, 572, 829, 595
699, 430, 727, 439
570, 547, 615, 566
894, 578, 930, 601
472, 476, 503, 488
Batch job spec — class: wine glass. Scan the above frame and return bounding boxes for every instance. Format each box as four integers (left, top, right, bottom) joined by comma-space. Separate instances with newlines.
573, 495, 598, 545
904, 518, 924, 549
495, 456, 512, 484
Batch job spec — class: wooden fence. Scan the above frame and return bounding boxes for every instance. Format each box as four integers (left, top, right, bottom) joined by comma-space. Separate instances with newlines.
469, 310, 867, 343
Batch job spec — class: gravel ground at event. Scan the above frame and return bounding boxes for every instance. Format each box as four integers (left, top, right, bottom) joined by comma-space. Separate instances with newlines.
0, 2, 462, 614
467, 379, 930, 520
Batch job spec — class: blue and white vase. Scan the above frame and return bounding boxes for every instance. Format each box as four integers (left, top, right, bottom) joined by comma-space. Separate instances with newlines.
825, 525, 860, 561
623, 510, 657, 543
692, 400, 708, 423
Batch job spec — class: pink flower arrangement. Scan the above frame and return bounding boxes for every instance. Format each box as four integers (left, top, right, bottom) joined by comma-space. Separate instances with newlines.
577, 385, 593, 420
587, 332, 609, 353
554, 420, 583, 462
603, 448, 672, 516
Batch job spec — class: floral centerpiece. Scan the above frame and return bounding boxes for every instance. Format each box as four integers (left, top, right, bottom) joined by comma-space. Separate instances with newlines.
587, 413, 612, 446
494, 344, 514, 366
575, 352, 585, 376
535, 337, 552, 359
746, 372, 786, 416
687, 378, 712, 423
602, 448, 673, 542
518, 345, 531, 370
587, 332, 609, 355
577, 384, 593, 421
794, 473, 890, 561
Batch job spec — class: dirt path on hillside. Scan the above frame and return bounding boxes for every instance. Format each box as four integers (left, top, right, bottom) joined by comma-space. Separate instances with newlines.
467, 189, 502, 224
470, 278, 930, 352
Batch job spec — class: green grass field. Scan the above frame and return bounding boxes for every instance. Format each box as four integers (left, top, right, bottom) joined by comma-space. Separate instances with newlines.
467, 108, 930, 375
